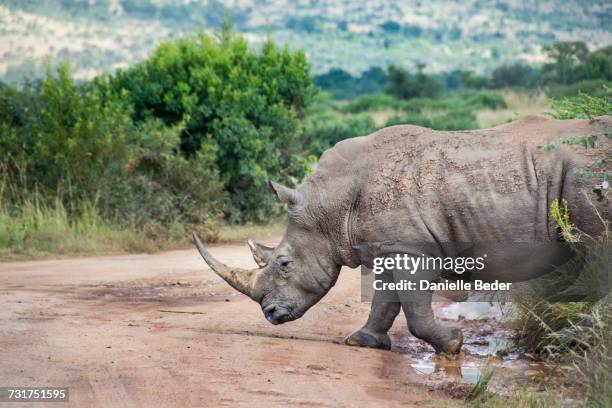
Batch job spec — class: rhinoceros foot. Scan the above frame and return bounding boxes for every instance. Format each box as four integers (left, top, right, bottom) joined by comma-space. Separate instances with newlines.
440, 328, 463, 355
344, 328, 391, 350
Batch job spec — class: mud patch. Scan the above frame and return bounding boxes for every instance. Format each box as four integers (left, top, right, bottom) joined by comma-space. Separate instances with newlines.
399, 302, 563, 397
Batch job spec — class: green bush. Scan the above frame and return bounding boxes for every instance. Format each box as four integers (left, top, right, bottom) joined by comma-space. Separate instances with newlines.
406, 92, 507, 111
108, 30, 314, 223
490, 62, 537, 88
101, 119, 225, 240
314, 67, 388, 100
384, 111, 432, 128
542, 42, 612, 85
1, 63, 133, 205
342, 93, 408, 113
0, 63, 225, 242
382, 91, 493, 131
467, 92, 508, 110
302, 109, 377, 156
386, 110, 478, 131
386, 64, 442, 100
549, 85, 611, 119
429, 109, 479, 130
547, 79, 611, 99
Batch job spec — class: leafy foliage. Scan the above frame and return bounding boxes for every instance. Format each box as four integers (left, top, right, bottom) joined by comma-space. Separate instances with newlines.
381, 91, 506, 131
549, 85, 612, 119
314, 67, 388, 100
301, 93, 377, 156
542, 42, 612, 85
1, 63, 133, 204
386, 64, 442, 100
490, 62, 538, 88
1, 63, 225, 240
341, 93, 408, 113
312, 43, 611, 101
109, 30, 314, 222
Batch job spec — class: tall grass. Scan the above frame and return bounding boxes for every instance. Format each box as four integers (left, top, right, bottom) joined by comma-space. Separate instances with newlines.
508, 303, 611, 407
550, 302, 612, 407
476, 90, 548, 128
467, 388, 562, 408
0, 195, 176, 259
511, 196, 610, 406
465, 364, 564, 407
466, 367, 496, 402
0, 169, 190, 259
217, 219, 285, 243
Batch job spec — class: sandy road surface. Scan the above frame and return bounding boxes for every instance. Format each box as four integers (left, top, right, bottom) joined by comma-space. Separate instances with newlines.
0, 240, 463, 408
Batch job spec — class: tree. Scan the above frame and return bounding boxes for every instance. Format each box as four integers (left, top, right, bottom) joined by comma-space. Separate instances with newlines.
0, 64, 225, 238
314, 69, 356, 99
286, 16, 318, 33
380, 21, 401, 34
459, 70, 489, 89
385, 64, 441, 100
581, 45, 612, 81
542, 41, 589, 84
356, 67, 388, 94
490, 62, 536, 88
109, 30, 314, 222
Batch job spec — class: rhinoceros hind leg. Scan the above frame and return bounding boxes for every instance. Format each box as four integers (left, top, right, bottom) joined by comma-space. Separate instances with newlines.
402, 295, 463, 354
345, 298, 401, 350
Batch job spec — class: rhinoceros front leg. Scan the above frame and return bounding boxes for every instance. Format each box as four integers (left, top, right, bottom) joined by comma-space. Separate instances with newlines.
345, 290, 401, 350
401, 292, 463, 354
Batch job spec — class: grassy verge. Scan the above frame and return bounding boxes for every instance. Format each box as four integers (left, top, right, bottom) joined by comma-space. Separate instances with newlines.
509, 197, 611, 406
217, 219, 285, 243
475, 90, 549, 128
0, 197, 285, 261
0, 199, 176, 260
348, 90, 523, 132
467, 389, 563, 408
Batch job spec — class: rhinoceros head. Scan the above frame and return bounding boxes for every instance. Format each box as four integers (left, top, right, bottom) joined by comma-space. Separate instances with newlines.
193, 181, 341, 324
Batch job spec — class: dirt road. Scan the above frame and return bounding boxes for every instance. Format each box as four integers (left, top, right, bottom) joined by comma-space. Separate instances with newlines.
0, 240, 472, 407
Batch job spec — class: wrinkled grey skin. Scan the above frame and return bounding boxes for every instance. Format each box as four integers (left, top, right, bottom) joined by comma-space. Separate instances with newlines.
195, 115, 611, 354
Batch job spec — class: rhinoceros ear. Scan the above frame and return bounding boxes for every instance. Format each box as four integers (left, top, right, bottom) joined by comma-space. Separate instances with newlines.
269, 181, 303, 207
247, 239, 274, 268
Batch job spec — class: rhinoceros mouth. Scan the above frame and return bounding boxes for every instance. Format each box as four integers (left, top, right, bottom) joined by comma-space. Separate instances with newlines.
261, 303, 297, 325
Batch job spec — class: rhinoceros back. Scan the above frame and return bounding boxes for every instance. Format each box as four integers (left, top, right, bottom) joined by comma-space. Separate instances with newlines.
303, 116, 611, 249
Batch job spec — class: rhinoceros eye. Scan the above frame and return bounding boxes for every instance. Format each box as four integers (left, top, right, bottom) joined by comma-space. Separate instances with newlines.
277, 256, 292, 269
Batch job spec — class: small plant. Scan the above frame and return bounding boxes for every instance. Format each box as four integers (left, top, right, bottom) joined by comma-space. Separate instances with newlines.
466, 367, 496, 402
561, 135, 598, 148
548, 86, 612, 120
550, 198, 578, 242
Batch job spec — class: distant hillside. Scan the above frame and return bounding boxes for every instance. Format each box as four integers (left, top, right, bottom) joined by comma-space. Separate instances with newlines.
1, 0, 611, 83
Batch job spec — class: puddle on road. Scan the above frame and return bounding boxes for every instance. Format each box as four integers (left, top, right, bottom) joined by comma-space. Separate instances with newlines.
405, 302, 552, 393
410, 356, 484, 384
435, 302, 510, 321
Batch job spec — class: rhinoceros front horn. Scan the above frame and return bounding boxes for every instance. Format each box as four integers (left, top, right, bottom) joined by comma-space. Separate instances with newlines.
192, 233, 260, 302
